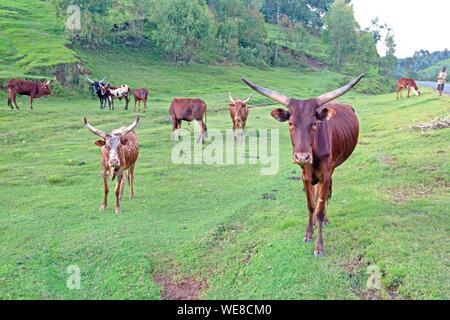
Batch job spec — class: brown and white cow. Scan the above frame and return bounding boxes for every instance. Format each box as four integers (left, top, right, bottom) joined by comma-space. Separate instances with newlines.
242, 74, 363, 257
133, 88, 149, 113
100, 84, 131, 110
7, 79, 52, 110
84, 117, 140, 214
169, 98, 208, 143
397, 78, 421, 99
228, 92, 252, 143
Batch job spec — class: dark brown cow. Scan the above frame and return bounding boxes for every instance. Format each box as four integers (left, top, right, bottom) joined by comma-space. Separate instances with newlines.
84, 117, 140, 214
7, 79, 52, 110
242, 74, 363, 257
169, 98, 208, 143
228, 93, 252, 143
397, 78, 421, 99
133, 88, 149, 113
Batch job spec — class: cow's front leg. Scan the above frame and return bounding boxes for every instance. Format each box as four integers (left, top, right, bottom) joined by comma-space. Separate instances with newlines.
114, 172, 124, 214
100, 172, 109, 212
29, 97, 33, 110
314, 176, 331, 257
303, 179, 316, 242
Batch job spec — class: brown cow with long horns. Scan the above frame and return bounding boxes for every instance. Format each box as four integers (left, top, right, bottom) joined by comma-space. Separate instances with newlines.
7, 79, 52, 110
84, 117, 140, 214
228, 92, 252, 143
242, 74, 363, 257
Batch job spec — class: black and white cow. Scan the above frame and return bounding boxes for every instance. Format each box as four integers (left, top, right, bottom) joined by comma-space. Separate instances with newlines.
87, 77, 108, 109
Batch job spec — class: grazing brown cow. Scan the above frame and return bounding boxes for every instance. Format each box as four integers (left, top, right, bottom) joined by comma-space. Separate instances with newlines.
169, 98, 208, 143
7, 79, 52, 110
84, 117, 140, 214
228, 92, 252, 143
397, 78, 421, 99
133, 88, 149, 113
242, 74, 363, 257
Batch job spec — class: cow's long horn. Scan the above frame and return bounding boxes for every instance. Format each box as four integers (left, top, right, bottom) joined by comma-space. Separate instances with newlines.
86, 77, 95, 84
84, 117, 108, 139
99, 77, 106, 83
316, 74, 364, 106
241, 78, 290, 107
243, 93, 253, 104
119, 116, 140, 136
229, 92, 235, 104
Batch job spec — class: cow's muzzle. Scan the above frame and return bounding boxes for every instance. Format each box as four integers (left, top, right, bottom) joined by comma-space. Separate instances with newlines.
293, 153, 313, 165
109, 159, 120, 168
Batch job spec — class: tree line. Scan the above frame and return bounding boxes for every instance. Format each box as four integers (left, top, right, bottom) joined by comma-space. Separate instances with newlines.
54, 0, 397, 83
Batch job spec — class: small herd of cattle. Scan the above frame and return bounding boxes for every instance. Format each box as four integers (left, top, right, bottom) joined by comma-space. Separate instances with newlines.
4, 75, 423, 256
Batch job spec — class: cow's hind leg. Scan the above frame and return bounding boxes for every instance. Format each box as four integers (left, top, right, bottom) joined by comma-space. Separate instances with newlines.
128, 165, 136, 199
100, 172, 109, 212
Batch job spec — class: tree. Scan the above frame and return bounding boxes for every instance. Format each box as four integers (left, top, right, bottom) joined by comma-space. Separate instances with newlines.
149, 0, 217, 63
380, 31, 397, 78
322, 0, 358, 66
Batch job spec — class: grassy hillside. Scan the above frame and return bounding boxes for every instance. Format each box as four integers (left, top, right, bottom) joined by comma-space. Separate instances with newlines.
419, 58, 450, 80
0, 47, 449, 299
0, 0, 78, 80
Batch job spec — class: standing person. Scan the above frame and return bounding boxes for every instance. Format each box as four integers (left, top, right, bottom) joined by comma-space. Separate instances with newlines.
436, 66, 447, 96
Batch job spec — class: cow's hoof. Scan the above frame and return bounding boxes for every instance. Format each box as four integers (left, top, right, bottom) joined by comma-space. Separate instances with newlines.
314, 250, 324, 258
303, 234, 313, 242
323, 218, 330, 225
115, 207, 121, 214
99, 205, 107, 212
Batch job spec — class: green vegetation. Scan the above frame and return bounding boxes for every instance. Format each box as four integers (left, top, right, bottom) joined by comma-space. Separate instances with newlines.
397, 49, 450, 80
1, 47, 449, 299
0, 0, 77, 80
1, 0, 448, 300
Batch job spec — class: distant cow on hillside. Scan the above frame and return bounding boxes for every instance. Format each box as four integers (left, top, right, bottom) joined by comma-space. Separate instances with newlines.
397, 78, 421, 99
169, 98, 208, 143
228, 92, 252, 143
133, 88, 149, 113
84, 116, 140, 214
7, 79, 52, 110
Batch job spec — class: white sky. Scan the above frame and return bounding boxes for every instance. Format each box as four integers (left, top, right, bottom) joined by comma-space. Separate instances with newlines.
352, 0, 450, 58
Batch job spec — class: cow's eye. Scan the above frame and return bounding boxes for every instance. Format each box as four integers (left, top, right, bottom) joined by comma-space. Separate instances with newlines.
311, 122, 318, 130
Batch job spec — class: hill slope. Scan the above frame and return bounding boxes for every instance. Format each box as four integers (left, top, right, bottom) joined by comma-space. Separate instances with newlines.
0, 0, 78, 80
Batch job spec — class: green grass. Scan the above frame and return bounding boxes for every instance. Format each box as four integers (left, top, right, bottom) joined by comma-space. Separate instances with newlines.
1, 47, 449, 300
0, 0, 78, 80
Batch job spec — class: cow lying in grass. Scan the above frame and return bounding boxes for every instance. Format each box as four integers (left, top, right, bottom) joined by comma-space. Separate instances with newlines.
84, 117, 140, 214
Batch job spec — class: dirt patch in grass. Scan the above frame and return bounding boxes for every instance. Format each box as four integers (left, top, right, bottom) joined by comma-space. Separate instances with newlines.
386, 185, 435, 203
153, 274, 207, 300
379, 155, 396, 166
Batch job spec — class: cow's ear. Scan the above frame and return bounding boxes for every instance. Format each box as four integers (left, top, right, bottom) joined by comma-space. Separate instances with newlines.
95, 140, 105, 147
316, 107, 336, 121
271, 108, 290, 122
